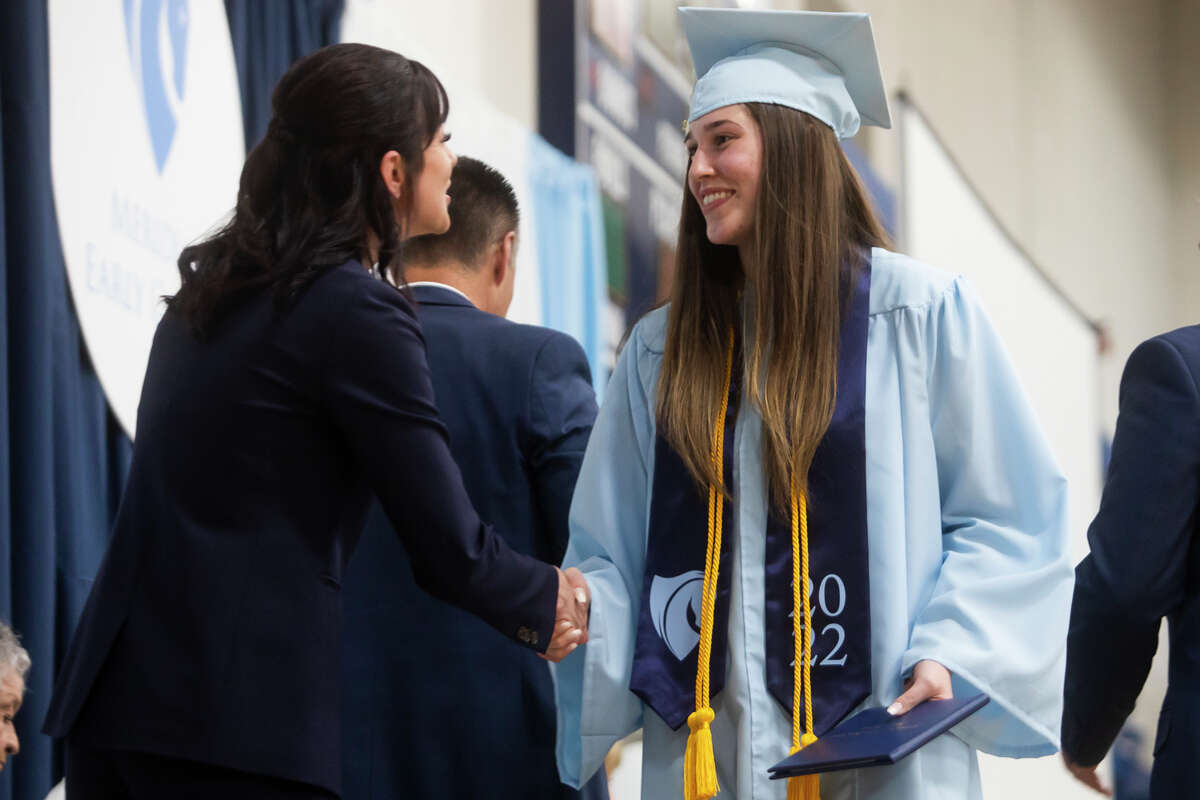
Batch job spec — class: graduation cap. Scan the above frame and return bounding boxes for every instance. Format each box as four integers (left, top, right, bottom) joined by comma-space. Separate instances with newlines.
680, 7, 891, 140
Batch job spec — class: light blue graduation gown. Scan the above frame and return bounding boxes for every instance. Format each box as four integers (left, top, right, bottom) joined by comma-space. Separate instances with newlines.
554, 249, 1074, 799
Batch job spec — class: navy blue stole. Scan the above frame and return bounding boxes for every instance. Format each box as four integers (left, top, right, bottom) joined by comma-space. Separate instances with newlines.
631, 264, 872, 734
629, 337, 742, 730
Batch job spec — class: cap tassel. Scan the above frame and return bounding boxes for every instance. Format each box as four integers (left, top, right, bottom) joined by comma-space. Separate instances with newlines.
685, 708, 720, 800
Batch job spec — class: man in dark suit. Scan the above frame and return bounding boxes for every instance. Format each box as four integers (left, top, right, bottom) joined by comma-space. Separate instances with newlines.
1063, 325, 1200, 798
340, 157, 607, 800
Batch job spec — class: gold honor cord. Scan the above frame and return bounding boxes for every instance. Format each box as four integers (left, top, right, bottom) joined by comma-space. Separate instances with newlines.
683, 330, 735, 800
683, 329, 820, 800
788, 480, 820, 800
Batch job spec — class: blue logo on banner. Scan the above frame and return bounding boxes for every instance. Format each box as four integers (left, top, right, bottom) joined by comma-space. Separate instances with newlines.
123, 0, 189, 173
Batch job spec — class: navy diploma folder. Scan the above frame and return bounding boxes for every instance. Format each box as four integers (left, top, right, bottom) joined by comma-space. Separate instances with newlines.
768, 694, 990, 778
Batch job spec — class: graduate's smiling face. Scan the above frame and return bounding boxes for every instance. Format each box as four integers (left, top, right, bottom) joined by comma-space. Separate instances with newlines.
686, 104, 763, 251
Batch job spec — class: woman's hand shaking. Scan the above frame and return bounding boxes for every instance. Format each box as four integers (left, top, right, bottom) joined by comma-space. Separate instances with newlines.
541, 567, 590, 663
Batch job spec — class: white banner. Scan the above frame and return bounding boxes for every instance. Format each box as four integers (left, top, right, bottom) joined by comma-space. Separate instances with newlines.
50, 0, 244, 436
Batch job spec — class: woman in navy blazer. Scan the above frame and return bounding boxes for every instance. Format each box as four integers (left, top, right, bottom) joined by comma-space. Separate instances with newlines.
42, 44, 586, 799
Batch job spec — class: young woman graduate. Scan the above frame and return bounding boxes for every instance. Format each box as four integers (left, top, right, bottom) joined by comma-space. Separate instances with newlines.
554, 8, 1074, 800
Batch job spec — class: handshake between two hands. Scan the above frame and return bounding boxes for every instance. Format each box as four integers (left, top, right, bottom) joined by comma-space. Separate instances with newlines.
540, 567, 591, 663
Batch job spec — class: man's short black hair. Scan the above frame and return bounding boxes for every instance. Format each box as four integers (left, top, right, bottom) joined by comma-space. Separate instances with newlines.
403, 156, 520, 270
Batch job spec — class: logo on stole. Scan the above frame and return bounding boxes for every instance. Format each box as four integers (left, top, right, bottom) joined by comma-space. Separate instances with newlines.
123, 0, 190, 173
649, 571, 705, 661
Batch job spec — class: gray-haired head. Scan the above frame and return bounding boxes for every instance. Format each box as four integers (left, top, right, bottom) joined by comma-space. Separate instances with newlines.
0, 622, 30, 685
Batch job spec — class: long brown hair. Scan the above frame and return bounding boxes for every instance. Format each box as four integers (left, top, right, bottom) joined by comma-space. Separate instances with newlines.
656, 103, 890, 507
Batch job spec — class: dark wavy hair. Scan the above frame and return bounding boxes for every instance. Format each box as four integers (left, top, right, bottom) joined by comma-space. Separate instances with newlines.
168, 43, 449, 334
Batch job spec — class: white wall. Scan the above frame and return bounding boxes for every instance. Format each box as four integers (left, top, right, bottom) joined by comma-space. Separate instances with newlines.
1169, 0, 1200, 318
810, 0, 1186, 430
340, 0, 538, 129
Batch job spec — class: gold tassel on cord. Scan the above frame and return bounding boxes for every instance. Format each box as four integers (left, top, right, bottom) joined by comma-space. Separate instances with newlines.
684, 708, 719, 800
683, 329, 735, 800
786, 732, 821, 800
787, 769, 821, 799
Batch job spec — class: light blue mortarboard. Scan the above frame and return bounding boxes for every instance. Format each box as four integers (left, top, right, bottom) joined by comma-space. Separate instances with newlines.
680, 7, 891, 140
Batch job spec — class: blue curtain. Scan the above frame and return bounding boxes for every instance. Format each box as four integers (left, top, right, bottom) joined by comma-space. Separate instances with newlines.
0, 2, 134, 798
0, 4, 339, 799
528, 136, 609, 396
224, 0, 344, 151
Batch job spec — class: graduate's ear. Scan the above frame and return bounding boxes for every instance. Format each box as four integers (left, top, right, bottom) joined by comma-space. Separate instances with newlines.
379, 150, 406, 200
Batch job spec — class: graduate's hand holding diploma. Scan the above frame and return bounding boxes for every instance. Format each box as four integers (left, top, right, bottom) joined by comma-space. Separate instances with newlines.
542, 567, 590, 662
768, 659, 977, 780
885, 659, 953, 716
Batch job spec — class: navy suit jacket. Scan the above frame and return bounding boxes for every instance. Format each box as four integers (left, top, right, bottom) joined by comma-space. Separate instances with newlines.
340, 285, 604, 800
42, 263, 558, 795
1064, 325, 1200, 797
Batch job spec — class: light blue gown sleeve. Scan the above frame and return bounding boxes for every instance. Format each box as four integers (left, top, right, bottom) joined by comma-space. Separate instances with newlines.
901, 277, 1074, 757
553, 322, 656, 787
